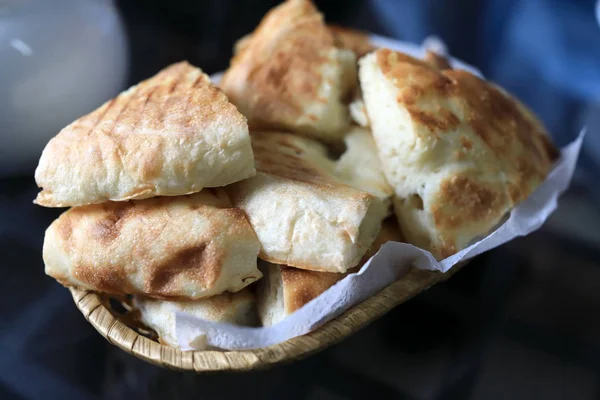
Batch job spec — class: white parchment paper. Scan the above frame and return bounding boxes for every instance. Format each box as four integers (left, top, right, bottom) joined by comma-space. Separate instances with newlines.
176, 38, 585, 351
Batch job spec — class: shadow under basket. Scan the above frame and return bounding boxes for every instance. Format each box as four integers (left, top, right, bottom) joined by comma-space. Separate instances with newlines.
69, 265, 466, 372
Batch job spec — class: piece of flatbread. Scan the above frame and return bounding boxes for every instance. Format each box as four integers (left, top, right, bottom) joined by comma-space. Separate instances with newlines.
220, 0, 357, 143
43, 189, 262, 299
359, 48, 557, 259
335, 127, 393, 207
35, 61, 255, 207
232, 29, 368, 130
226, 131, 388, 273
258, 218, 403, 326
135, 288, 256, 349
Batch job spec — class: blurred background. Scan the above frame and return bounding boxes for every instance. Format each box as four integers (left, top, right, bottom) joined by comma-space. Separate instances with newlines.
1, 0, 599, 399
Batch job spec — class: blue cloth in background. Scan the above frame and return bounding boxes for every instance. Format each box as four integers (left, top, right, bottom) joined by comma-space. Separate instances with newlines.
366, 0, 599, 191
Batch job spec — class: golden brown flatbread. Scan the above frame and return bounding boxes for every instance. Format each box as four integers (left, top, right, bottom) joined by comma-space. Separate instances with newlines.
35, 62, 255, 207
221, 0, 357, 143
359, 48, 556, 259
43, 189, 262, 299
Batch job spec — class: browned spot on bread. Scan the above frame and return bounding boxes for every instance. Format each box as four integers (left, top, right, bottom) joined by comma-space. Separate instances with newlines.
448, 70, 527, 157
58, 215, 73, 241
407, 108, 460, 134
431, 175, 506, 231
90, 203, 134, 243
73, 262, 136, 295
378, 50, 456, 106
281, 266, 344, 313
55, 214, 75, 253
144, 244, 222, 296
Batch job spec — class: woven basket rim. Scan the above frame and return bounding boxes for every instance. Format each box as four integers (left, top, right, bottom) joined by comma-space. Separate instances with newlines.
69, 266, 460, 372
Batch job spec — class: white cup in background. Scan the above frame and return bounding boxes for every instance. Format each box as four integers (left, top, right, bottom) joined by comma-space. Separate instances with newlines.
0, 0, 128, 177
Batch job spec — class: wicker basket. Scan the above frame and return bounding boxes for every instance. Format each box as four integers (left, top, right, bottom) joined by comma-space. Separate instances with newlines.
69, 264, 466, 372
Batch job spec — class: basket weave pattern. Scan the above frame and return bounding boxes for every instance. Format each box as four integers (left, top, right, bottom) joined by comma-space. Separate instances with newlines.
70, 266, 464, 372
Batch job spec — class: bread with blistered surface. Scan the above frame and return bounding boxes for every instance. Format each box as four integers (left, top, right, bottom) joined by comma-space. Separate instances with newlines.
43, 189, 262, 299
226, 131, 388, 273
220, 0, 357, 143
35, 62, 255, 207
135, 288, 256, 348
359, 48, 556, 259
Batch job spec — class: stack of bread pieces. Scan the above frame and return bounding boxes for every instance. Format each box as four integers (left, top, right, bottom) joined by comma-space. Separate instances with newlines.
36, 0, 557, 349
